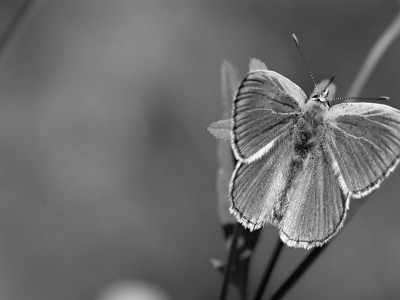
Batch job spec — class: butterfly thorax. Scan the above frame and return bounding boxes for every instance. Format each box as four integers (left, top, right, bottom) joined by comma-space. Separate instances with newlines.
293, 108, 326, 160
303, 95, 329, 117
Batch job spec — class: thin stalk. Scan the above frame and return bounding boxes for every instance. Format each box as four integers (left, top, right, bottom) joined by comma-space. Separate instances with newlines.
253, 239, 283, 300
348, 9, 400, 97
0, 0, 45, 67
267, 191, 378, 300
269, 245, 326, 300
220, 223, 240, 300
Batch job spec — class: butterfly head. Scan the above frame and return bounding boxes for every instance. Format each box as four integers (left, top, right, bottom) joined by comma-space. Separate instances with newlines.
306, 89, 331, 113
311, 88, 330, 103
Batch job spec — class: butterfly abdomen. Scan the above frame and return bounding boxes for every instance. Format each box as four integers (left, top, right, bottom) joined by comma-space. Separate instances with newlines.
271, 118, 322, 224
272, 158, 304, 224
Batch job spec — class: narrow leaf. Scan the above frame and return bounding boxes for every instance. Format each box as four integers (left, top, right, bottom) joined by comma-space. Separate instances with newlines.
212, 60, 262, 300
249, 58, 268, 71
207, 119, 232, 141
217, 60, 240, 225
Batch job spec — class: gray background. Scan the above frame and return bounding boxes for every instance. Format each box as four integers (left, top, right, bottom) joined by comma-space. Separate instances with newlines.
0, 0, 400, 299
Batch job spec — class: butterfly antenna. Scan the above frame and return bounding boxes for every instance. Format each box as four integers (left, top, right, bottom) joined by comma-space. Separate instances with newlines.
292, 33, 317, 91
330, 96, 389, 102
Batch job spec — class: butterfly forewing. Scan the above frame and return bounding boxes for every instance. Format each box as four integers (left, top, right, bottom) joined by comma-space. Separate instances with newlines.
232, 70, 306, 162
229, 131, 294, 230
324, 103, 400, 198
279, 146, 350, 249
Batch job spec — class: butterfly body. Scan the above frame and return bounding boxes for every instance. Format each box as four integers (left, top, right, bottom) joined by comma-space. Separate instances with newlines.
267, 111, 327, 223
229, 70, 400, 249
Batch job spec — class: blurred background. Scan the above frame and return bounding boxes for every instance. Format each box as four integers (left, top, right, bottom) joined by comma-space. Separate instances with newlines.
0, 0, 399, 299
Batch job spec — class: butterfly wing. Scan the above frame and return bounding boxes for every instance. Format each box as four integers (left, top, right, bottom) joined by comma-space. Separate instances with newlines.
324, 103, 400, 198
229, 132, 294, 230
279, 145, 350, 249
232, 70, 306, 163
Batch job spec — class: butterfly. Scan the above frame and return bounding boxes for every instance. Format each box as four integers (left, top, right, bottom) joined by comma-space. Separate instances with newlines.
229, 53, 400, 250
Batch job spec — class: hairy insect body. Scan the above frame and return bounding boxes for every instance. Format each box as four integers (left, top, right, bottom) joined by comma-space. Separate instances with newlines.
272, 102, 327, 223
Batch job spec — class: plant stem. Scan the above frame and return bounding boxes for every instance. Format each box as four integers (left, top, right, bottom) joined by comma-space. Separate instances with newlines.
269, 245, 326, 300
253, 239, 283, 300
0, 0, 45, 67
347, 9, 400, 97
220, 223, 240, 300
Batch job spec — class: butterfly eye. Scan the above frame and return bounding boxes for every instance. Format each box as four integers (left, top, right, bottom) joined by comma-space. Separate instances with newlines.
309, 95, 320, 103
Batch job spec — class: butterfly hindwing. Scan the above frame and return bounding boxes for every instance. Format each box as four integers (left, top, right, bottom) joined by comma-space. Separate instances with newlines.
229, 131, 294, 230
279, 145, 350, 249
232, 70, 306, 163
324, 103, 400, 198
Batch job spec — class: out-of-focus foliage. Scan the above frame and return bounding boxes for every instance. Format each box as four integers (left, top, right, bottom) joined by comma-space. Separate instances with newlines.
0, 1, 399, 300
